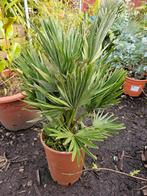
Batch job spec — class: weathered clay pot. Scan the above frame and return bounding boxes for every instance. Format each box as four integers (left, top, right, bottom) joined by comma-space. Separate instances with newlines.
123, 76, 147, 97
0, 70, 39, 131
40, 133, 85, 186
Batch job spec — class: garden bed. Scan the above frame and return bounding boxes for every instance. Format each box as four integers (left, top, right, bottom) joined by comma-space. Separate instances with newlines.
0, 94, 147, 196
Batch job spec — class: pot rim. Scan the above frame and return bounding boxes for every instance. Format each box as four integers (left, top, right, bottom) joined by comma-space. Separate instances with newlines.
40, 131, 75, 155
2, 68, 11, 72
126, 76, 147, 82
0, 92, 26, 104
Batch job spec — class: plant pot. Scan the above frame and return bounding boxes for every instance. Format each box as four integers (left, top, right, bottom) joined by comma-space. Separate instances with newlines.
0, 70, 40, 131
1, 69, 12, 78
123, 76, 147, 97
132, 0, 142, 7
40, 133, 85, 186
82, 0, 95, 12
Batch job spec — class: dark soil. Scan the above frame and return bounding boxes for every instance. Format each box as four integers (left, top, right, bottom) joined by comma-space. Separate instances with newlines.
0, 95, 147, 196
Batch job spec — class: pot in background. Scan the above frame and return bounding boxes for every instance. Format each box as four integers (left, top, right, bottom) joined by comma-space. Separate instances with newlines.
40, 133, 85, 186
132, 0, 142, 7
123, 76, 147, 97
82, 0, 95, 12
0, 69, 40, 131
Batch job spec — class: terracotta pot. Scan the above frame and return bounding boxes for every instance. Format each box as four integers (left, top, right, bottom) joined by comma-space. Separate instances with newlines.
132, 0, 141, 7
0, 70, 39, 131
40, 133, 85, 186
82, 0, 95, 12
123, 76, 147, 97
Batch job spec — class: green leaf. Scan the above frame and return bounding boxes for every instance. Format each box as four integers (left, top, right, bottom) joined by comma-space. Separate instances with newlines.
0, 21, 4, 38
0, 60, 8, 72
34, 84, 71, 108
129, 170, 140, 177
82, 145, 97, 160
6, 24, 13, 39
10, 42, 21, 60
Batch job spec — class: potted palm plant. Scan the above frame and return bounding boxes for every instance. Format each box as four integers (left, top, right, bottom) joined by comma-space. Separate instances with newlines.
14, 0, 126, 186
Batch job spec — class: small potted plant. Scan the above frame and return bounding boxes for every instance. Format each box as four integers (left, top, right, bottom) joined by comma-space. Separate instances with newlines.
110, 15, 147, 97
0, 17, 39, 131
15, 1, 126, 186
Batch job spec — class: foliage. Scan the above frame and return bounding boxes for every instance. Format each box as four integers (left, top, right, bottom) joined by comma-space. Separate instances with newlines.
129, 169, 140, 176
1, 0, 84, 30
0, 0, 25, 24
129, 2, 147, 27
0, 18, 21, 72
14, 0, 126, 161
29, 0, 85, 30
109, 4, 147, 79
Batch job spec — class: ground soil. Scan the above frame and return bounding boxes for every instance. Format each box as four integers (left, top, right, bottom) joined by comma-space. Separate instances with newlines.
0, 94, 147, 196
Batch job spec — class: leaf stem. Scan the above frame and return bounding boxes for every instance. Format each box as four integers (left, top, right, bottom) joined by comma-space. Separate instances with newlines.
67, 109, 76, 130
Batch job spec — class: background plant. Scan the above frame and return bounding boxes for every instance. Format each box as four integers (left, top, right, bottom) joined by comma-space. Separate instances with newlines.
0, 17, 21, 72
109, 4, 147, 79
0, 0, 25, 25
36, 0, 84, 29
14, 0, 126, 161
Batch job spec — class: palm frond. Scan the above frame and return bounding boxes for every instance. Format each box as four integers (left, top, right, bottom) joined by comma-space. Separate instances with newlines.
44, 111, 124, 161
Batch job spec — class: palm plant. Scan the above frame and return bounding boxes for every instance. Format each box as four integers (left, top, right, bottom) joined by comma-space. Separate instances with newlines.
14, 0, 126, 161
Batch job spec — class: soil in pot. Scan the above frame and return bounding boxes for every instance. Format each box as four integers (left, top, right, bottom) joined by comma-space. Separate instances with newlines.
0, 70, 21, 97
0, 70, 40, 131
40, 133, 85, 186
123, 76, 147, 97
